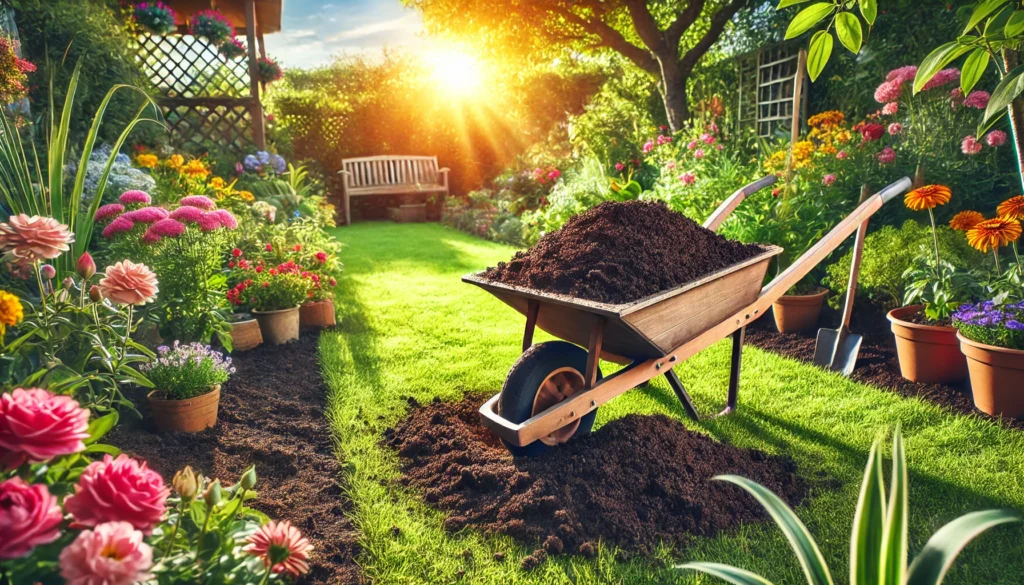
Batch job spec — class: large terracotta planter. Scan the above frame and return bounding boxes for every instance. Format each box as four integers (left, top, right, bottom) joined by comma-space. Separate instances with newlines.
229, 318, 262, 351
772, 289, 828, 333
958, 332, 1024, 417
147, 385, 220, 433
887, 305, 967, 384
300, 299, 336, 329
253, 306, 300, 345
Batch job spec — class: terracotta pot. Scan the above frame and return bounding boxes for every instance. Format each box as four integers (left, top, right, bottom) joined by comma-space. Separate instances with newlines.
300, 299, 336, 328
772, 289, 829, 333
147, 385, 220, 433
958, 332, 1024, 417
887, 305, 967, 384
253, 306, 300, 345
229, 318, 262, 351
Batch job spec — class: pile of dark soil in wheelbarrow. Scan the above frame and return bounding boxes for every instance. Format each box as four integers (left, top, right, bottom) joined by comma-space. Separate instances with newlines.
385, 395, 808, 564
483, 200, 766, 304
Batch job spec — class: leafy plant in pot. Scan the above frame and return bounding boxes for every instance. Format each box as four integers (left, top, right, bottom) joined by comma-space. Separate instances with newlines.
142, 341, 234, 432
954, 299, 1024, 417
227, 260, 312, 345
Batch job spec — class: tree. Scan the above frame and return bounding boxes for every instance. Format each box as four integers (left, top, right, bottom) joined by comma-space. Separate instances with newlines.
405, 0, 751, 132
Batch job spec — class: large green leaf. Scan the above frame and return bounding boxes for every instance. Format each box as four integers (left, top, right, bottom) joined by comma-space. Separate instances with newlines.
785, 3, 836, 39
960, 48, 991, 95
982, 65, 1024, 131
778, 0, 813, 8
964, 0, 1011, 33
717, 475, 834, 585
860, 0, 877, 25
914, 41, 975, 94
906, 509, 1021, 585
879, 427, 908, 585
84, 411, 119, 444
850, 438, 886, 585
678, 562, 776, 585
835, 12, 863, 53
807, 31, 834, 81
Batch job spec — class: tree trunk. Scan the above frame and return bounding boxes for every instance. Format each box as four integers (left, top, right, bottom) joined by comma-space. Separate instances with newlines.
1002, 50, 1024, 193
659, 61, 690, 133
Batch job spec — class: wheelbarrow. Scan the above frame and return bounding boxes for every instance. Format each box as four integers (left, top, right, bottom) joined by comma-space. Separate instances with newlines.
463, 176, 912, 456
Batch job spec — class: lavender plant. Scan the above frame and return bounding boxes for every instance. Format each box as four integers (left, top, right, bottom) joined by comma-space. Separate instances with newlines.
953, 300, 1024, 351
142, 341, 235, 400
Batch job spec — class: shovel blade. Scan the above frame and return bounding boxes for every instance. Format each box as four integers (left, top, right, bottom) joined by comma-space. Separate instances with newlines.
813, 328, 863, 376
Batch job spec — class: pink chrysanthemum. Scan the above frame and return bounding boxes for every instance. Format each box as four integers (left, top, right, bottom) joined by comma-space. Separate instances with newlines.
888, 123, 902, 135
986, 130, 1007, 147
118, 191, 151, 206
881, 102, 899, 115
196, 213, 222, 232
121, 207, 169, 224
101, 216, 135, 239
244, 520, 313, 578
822, 174, 836, 187
922, 68, 959, 91
210, 209, 238, 229
962, 135, 983, 155
94, 203, 125, 223
168, 206, 204, 223
874, 80, 903, 103
886, 65, 918, 84
179, 195, 216, 210
964, 90, 990, 109
876, 146, 896, 165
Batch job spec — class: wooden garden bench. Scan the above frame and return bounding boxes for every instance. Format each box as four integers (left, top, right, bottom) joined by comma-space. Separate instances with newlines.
337, 155, 450, 225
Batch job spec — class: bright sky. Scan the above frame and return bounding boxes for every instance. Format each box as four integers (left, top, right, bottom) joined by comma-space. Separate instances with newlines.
263, 0, 426, 69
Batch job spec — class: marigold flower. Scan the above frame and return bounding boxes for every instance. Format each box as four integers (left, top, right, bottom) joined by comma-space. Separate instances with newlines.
209, 176, 226, 189
998, 195, 1024, 221
966, 217, 1022, 252
166, 154, 184, 170
0, 290, 23, 336
0, 215, 74, 260
949, 210, 985, 231
904, 185, 951, 211
135, 154, 158, 169
244, 520, 313, 578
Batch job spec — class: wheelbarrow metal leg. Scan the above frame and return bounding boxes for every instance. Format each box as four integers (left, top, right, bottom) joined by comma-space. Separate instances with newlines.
522, 300, 540, 352
718, 327, 745, 417
664, 369, 700, 421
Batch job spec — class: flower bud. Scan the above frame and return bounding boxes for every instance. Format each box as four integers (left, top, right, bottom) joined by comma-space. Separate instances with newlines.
89, 285, 103, 303
40, 264, 56, 279
203, 479, 223, 509
62, 276, 75, 290
76, 252, 97, 280
240, 465, 257, 491
172, 466, 198, 500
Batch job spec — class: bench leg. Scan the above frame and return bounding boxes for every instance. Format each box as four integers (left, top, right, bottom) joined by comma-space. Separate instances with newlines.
343, 190, 351, 226
664, 369, 699, 421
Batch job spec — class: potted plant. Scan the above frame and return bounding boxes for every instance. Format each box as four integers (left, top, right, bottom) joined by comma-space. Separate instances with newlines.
299, 250, 340, 329
227, 311, 262, 351
954, 300, 1024, 417
772, 282, 830, 333
142, 342, 234, 432
228, 261, 312, 345
188, 9, 233, 45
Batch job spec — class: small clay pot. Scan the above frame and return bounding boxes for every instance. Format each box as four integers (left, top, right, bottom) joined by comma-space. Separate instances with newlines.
147, 385, 220, 433
772, 289, 828, 333
958, 332, 1024, 417
887, 305, 967, 384
253, 306, 300, 345
229, 318, 262, 351
300, 299, 336, 329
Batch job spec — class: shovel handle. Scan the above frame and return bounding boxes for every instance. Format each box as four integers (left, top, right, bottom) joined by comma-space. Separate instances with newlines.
841, 185, 872, 329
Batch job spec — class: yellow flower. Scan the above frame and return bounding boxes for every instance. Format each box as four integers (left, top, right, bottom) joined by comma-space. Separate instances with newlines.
949, 210, 985, 232
167, 154, 184, 170
834, 130, 852, 144
966, 217, 1022, 252
0, 290, 24, 335
209, 176, 226, 189
904, 185, 951, 211
997, 195, 1024, 221
808, 110, 845, 129
135, 154, 158, 169
791, 140, 815, 169
238, 190, 255, 202
180, 159, 210, 180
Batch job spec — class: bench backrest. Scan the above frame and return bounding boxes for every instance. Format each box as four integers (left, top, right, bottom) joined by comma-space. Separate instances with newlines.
342, 155, 439, 188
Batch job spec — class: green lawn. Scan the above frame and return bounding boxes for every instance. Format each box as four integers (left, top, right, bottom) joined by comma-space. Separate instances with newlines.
319, 222, 1024, 585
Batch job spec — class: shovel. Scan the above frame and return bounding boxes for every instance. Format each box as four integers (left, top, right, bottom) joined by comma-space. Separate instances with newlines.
813, 188, 869, 375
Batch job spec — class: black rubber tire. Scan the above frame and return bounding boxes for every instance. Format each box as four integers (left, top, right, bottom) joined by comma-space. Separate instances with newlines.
498, 341, 600, 457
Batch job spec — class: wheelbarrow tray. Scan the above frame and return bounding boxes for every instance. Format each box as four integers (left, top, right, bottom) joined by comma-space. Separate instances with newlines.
462, 245, 782, 361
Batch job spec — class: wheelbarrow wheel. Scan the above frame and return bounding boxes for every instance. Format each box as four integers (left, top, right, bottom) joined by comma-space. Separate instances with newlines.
498, 341, 601, 457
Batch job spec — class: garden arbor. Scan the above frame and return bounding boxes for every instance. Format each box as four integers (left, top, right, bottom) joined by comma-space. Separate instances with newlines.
135, 0, 282, 152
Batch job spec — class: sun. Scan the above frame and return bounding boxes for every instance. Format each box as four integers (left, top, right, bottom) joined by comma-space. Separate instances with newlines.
426, 48, 484, 97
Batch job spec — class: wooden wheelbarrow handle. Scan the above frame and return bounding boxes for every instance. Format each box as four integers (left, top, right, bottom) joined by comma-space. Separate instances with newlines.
703, 175, 778, 232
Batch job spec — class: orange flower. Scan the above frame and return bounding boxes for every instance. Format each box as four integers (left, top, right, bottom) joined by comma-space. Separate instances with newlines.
949, 210, 985, 231
904, 185, 951, 211
997, 195, 1024, 221
966, 217, 1023, 252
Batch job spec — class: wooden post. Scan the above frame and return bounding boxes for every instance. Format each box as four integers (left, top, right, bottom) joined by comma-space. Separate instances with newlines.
243, 0, 266, 149
785, 49, 808, 183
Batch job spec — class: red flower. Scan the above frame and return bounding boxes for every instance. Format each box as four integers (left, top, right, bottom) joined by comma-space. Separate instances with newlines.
262, 282, 269, 288
64, 454, 169, 535
232, 248, 242, 257
293, 244, 302, 252
315, 251, 327, 263
265, 243, 273, 252
859, 122, 885, 142
255, 265, 264, 273
228, 261, 235, 269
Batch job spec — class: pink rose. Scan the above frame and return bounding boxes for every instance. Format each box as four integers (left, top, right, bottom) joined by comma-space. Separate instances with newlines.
876, 146, 896, 164
887, 123, 902, 135
59, 521, 153, 585
694, 149, 705, 159
0, 215, 74, 261
0, 478, 63, 559
98, 260, 159, 306
836, 150, 848, 160
822, 174, 836, 186
961, 135, 983, 155
0, 388, 89, 470
65, 454, 169, 534
642, 140, 655, 153
986, 130, 1007, 147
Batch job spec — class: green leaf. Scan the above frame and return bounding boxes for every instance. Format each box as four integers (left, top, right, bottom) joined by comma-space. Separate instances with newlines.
84, 412, 119, 445
906, 510, 1021, 585
982, 65, 1024, 131
677, 562, 776, 585
716, 475, 835, 585
778, 0, 813, 8
879, 426, 908, 585
964, 0, 1010, 33
914, 41, 975, 94
84, 443, 122, 456
850, 438, 886, 585
835, 12, 863, 53
785, 3, 836, 39
961, 48, 991, 95
860, 0, 877, 25
807, 31, 834, 81
1006, 9, 1024, 36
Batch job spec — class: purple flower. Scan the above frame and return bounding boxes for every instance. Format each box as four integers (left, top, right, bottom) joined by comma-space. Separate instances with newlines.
269, 154, 286, 174
242, 155, 261, 172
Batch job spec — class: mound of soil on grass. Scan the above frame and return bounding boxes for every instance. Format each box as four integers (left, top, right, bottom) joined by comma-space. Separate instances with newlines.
385, 395, 807, 559
110, 335, 363, 585
482, 200, 767, 304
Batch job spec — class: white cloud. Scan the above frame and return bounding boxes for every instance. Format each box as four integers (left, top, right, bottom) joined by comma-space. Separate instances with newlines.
327, 12, 421, 43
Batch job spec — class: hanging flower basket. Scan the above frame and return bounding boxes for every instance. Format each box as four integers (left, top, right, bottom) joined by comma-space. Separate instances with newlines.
189, 9, 234, 45
134, 2, 177, 35
257, 57, 283, 84
219, 37, 247, 60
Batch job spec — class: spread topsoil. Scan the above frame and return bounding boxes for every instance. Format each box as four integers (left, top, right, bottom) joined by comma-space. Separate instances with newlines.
483, 200, 767, 304
385, 395, 807, 562
110, 334, 363, 585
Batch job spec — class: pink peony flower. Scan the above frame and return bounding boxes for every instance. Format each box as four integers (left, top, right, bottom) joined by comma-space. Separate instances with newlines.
694, 149, 705, 159
65, 454, 168, 534
836, 150, 848, 160
97, 260, 159, 306
961, 135, 983, 155
986, 130, 1007, 147
876, 146, 896, 164
886, 65, 918, 84
614, 162, 624, 171
59, 521, 153, 585
716, 144, 723, 150
94, 203, 125, 223
708, 122, 719, 134
244, 520, 313, 578
922, 68, 959, 91
822, 174, 837, 186
168, 205, 204, 223
101, 216, 135, 239
642, 140, 655, 153
874, 80, 903, 103
888, 123, 902, 135
121, 207, 169, 224
678, 171, 696, 185
118, 191, 151, 206
0, 388, 89, 470
179, 195, 216, 210
0, 478, 63, 559
881, 102, 899, 115
0, 215, 74, 261
964, 90, 990, 109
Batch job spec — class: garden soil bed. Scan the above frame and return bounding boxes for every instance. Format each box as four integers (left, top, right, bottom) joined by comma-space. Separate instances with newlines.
110, 334, 363, 585
385, 395, 808, 565
483, 200, 767, 304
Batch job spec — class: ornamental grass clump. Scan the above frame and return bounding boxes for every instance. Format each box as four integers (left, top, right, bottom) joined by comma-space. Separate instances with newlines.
142, 342, 235, 400
953, 300, 1024, 351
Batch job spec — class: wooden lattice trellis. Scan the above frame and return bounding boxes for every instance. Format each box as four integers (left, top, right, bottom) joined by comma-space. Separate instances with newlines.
736, 43, 808, 138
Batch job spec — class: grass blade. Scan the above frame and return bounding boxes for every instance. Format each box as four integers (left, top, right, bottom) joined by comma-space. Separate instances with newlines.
906, 509, 1021, 585
851, 437, 886, 585
879, 426, 908, 584
717, 475, 834, 585
677, 562, 777, 585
